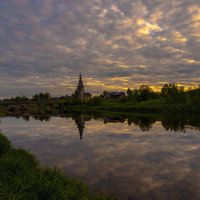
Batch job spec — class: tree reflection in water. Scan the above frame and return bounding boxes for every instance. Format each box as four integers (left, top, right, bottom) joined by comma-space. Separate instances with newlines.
13, 113, 200, 139
2, 113, 200, 200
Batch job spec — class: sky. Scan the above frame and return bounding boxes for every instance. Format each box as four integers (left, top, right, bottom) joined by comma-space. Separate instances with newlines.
0, 0, 200, 97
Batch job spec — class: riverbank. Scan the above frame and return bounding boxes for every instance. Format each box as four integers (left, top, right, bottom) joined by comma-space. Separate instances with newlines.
64, 99, 200, 114
0, 132, 117, 200
0, 98, 200, 116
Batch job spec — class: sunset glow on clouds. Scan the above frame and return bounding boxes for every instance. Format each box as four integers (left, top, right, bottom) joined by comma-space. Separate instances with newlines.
0, 0, 200, 97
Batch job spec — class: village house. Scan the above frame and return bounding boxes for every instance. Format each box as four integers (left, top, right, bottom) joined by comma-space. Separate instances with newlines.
103, 92, 125, 99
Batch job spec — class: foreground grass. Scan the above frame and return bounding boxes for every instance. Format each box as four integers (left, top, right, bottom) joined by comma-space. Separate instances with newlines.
0, 133, 117, 200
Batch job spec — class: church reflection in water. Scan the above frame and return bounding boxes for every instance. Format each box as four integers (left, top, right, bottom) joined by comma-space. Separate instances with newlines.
75, 115, 85, 140
25, 113, 200, 140
74, 115, 127, 140
3, 113, 200, 200
74, 115, 92, 140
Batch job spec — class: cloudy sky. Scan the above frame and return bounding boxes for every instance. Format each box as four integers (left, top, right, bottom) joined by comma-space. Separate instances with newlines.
0, 0, 200, 97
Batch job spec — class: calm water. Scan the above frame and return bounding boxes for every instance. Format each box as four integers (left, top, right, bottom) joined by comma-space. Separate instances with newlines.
1, 114, 200, 200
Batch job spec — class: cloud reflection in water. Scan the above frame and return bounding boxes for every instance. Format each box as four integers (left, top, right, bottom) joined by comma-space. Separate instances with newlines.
1, 115, 200, 200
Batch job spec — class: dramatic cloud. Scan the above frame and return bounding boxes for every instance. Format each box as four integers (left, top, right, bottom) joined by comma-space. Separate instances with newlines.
0, 0, 199, 97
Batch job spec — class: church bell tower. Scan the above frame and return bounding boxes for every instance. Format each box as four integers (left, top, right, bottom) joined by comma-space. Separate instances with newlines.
75, 74, 85, 100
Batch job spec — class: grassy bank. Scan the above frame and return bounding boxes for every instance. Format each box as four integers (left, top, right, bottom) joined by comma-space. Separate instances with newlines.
66, 99, 200, 114
0, 133, 117, 200
1, 97, 200, 116
0, 106, 7, 116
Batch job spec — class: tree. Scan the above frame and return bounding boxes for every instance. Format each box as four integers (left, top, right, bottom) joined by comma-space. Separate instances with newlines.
161, 83, 186, 103
103, 91, 107, 97
136, 85, 157, 102
127, 88, 133, 96
90, 96, 103, 106
32, 92, 51, 101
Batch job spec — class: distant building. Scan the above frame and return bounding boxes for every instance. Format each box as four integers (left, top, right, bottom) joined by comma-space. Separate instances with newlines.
103, 92, 125, 99
60, 95, 72, 100
74, 75, 92, 100
51, 95, 72, 101
51, 97, 61, 101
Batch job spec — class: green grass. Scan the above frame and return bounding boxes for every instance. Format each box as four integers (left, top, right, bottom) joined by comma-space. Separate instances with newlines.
2, 97, 200, 115
0, 106, 7, 116
66, 98, 200, 114
0, 133, 117, 200
0, 134, 12, 156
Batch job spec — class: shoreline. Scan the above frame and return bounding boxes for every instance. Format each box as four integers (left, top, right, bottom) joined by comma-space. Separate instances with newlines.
0, 132, 117, 200
1, 101, 200, 117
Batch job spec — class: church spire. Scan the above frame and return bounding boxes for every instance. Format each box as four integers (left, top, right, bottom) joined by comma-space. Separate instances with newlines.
77, 74, 84, 90
74, 74, 91, 100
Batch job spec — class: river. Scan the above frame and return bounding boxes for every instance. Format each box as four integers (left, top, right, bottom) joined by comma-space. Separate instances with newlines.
1, 113, 200, 200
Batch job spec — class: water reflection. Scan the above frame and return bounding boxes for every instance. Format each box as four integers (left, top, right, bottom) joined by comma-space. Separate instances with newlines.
32, 115, 52, 122
127, 116, 156, 131
75, 115, 85, 140
104, 116, 126, 124
1, 113, 200, 200
22, 113, 200, 139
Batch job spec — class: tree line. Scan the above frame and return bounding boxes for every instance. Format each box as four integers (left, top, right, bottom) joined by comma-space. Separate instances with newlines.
125, 83, 200, 105
1, 84, 200, 107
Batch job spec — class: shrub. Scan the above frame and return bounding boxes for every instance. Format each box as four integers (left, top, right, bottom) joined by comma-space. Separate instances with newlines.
0, 133, 12, 156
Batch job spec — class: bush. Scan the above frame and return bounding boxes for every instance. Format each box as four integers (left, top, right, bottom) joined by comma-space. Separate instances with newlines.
0, 133, 12, 156
91, 96, 103, 106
